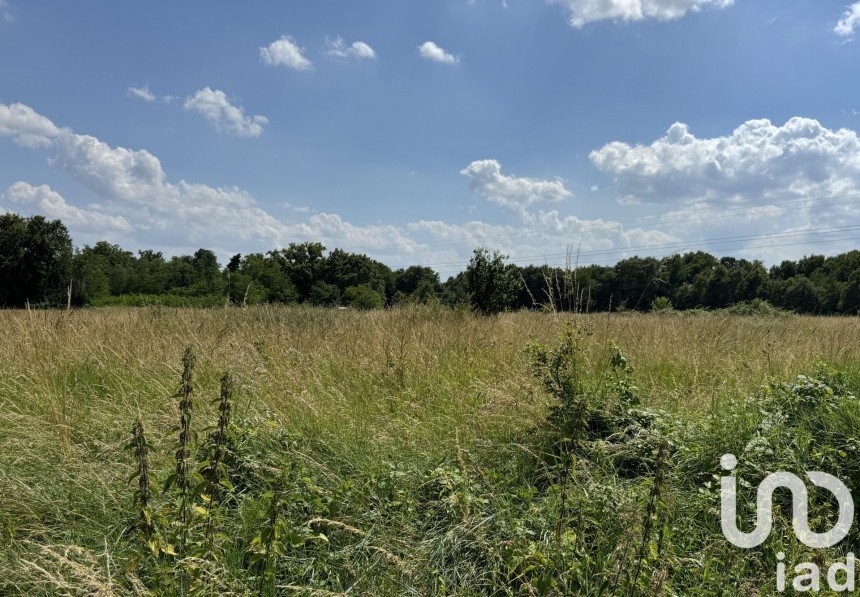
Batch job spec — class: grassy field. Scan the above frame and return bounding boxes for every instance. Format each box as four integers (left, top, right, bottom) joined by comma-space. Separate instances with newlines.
0, 306, 858, 595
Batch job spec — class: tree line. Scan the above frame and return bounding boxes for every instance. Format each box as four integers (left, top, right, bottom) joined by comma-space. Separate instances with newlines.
1, 212, 858, 314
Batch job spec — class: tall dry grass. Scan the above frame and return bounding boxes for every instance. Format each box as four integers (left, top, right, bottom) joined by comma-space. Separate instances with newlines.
0, 306, 857, 593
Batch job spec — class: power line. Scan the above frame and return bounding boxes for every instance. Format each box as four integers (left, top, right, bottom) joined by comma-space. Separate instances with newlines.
330, 191, 860, 256
532, 235, 860, 271
430, 232, 860, 276
400, 223, 860, 271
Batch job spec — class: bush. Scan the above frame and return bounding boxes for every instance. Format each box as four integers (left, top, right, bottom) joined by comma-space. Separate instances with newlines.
723, 298, 786, 317
650, 296, 674, 312
342, 284, 384, 309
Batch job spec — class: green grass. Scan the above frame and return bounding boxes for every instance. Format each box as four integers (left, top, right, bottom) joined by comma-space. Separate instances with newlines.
0, 306, 858, 594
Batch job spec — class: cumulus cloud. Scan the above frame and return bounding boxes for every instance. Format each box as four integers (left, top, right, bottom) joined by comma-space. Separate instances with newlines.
260, 36, 313, 70
4, 101, 851, 269
326, 37, 376, 59
4, 182, 131, 234
127, 85, 156, 102
588, 117, 860, 261
552, 0, 733, 27
418, 41, 459, 64
461, 159, 572, 219
0, 101, 686, 269
0, 101, 289, 252
590, 117, 860, 205
49, 132, 287, 248
184, 87, 268, 138
407, 212, 679, 275
835, 2, 860, 38
0, 102, 64, 148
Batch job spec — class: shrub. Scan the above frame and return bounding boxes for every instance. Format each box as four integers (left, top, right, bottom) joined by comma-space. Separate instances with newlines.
723, 298, 786, 317
650, 296, 673, 312
342, 284, 384, 309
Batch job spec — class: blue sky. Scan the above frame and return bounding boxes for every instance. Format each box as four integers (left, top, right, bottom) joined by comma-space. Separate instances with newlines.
1, 0, 859, 275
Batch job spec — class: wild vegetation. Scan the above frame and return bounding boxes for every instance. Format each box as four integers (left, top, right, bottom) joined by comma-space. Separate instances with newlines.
0, 306, 858, 594
2, 212, 860, 314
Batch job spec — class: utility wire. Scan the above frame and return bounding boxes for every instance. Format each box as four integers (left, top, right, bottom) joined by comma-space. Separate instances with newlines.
399, 223, 860, 271
430, 233, 860, 276
324, 191, 860, 256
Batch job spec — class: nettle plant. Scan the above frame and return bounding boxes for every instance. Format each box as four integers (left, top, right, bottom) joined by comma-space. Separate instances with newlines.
123, 348, 279, 593
125, 348, 245, 592
123, 348, 359, 594
520, 325, 677, 593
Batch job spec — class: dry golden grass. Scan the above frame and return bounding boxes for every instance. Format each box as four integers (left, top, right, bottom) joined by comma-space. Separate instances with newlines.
1, 306, 857, 446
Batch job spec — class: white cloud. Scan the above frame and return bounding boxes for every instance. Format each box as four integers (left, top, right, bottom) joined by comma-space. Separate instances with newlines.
326, 37, 376, 59
3, 102, 854, 269
835, 2, 860, 38
418, 41, 459, 64
260, 36, 313, 70
4, 182, 131, 234
407, 212, 679, 274
128, 85, 156, 102
184, 87, 268, 138
461, 159, 572, 219
588, 117, 860, 262
590, 117, 860, 206
0, 102, 288, 252
0, 102, 64, 148
48, 132, 287, 249
0, 102, 686, 269
552, 0, 733, 27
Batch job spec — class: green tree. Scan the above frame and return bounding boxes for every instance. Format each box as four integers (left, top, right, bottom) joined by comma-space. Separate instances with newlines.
71, 247, 110, 304
132, 250, 169, 294
190, 248, 223, 295
238, 253, 298, 304
309, 281, 340, 306
465, 247, 517, 315
782, 276, 819, 313
440, 272, 470, 308
0, 213, 72, 307
272, 242, 326, 302
394, 266, 440, 297
839, 270, 860, 314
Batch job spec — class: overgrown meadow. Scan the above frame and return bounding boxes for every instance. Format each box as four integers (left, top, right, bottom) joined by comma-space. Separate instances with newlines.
1, 306, 859, 595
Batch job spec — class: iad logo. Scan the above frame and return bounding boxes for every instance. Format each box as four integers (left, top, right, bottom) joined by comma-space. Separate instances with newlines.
720, 453, 853, 548
719, 454, 856, 592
